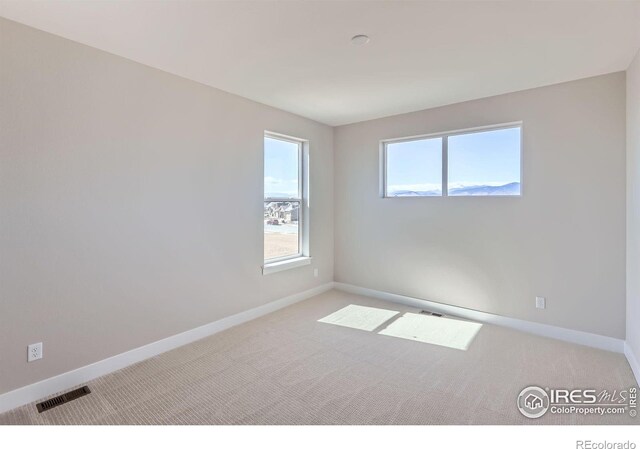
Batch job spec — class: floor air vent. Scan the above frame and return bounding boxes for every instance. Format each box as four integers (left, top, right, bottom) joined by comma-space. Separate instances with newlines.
420, 310, 443, 317
36, 386, 91, 413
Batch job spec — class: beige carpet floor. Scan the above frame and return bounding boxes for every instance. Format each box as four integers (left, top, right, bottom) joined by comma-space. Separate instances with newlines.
0, 290, 637, 425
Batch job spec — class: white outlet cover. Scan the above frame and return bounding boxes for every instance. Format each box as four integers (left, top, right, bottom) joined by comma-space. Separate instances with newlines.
28, 342, 43, 362
535, 297, 546, 309
314, 268, 319, 277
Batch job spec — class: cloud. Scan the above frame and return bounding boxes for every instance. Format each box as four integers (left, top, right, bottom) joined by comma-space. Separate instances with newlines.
448, 181, 514, 188
387, 183, 442, 192
389, 181, 517, 192
264, 177, 298, 196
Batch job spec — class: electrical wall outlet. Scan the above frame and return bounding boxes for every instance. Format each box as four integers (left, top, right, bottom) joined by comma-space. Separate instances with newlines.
28, 342, 43, 362
535, 297, 546, 310
313, 268, 319, 278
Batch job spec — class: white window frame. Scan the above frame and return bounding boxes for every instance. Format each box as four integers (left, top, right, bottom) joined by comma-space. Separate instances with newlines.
381, 121, 523, 198
263, 131, 311, 274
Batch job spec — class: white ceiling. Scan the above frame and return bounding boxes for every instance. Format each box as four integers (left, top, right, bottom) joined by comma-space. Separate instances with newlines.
1, 1, 639, 126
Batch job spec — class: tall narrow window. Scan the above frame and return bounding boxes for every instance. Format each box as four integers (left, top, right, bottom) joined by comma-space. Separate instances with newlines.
264, 134, 303, 262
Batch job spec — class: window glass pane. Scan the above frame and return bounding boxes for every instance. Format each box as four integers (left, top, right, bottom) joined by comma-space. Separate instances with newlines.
448, 127, 521, 196
264, 201, 300, 260
264, 137, 299, 199
386, 137, 442, 196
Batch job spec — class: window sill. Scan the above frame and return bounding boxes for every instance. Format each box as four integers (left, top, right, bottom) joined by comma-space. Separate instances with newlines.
262, 256, 312, 275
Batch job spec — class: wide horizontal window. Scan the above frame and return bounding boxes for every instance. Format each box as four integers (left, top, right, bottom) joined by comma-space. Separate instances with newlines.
382, 124, 521, 197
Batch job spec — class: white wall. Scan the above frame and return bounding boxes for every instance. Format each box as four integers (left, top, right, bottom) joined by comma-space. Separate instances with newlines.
627, 50, 640, 367
334, 73, 626, 339
0, 18, 334, 395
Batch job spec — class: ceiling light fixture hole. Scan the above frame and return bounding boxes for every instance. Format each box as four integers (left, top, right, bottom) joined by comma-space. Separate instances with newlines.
351, 34, 370, 46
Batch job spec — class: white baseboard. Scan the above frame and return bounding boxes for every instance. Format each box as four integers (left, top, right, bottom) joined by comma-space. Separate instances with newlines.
0, 282, 334, 415
624, 342, 640, 386
334, 282, 625, 353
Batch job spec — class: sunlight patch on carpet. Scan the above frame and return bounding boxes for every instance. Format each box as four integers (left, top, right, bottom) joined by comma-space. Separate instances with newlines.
318, 304, 400, 331
378, 312, 482, 350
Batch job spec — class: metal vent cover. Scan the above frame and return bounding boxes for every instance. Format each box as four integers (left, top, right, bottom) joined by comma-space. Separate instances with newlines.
36, 386, 91, 413
420, 310, 443, 317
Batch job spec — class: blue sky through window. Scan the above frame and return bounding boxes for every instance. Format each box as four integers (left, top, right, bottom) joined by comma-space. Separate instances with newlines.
264, 136, 299, 198
386, 137, 442, 196
448, 127, 520, 195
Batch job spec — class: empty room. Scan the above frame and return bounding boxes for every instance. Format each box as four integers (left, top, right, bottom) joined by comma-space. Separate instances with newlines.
1, 0, 639, 444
